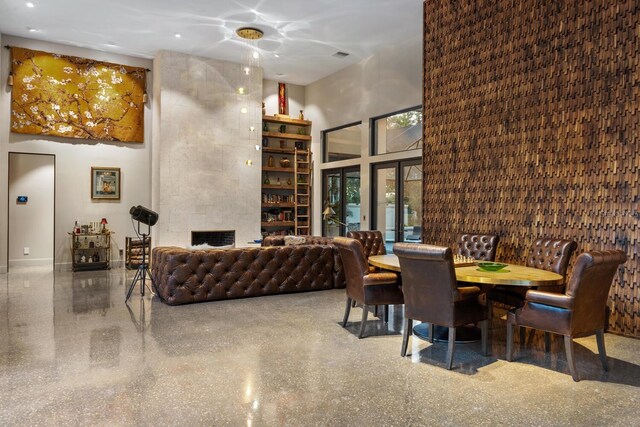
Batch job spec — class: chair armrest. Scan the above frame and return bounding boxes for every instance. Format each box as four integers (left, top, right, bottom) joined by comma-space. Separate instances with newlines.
526, 290, 573, 309
363, 272, 397, 286
456, 286, 481, 301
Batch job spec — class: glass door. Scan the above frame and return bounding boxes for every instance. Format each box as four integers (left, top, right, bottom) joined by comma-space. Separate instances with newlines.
322, 167, 361, 236
372, 159, 422, 252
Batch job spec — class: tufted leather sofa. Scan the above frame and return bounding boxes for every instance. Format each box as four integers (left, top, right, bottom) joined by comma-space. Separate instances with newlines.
455, 233, 499, 261
262, 235, 345, 286
152, 243, 345, 306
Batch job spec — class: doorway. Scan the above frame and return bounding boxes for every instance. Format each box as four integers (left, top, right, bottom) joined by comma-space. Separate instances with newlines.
321, 167, 361, 237
371, 159, 422, 252
8, 153, 55, 271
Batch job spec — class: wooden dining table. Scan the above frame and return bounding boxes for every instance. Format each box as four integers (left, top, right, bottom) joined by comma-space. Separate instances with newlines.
367, 254, 564, 342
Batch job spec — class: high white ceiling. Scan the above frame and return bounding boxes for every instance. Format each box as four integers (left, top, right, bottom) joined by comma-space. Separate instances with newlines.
0, 0, 422, 85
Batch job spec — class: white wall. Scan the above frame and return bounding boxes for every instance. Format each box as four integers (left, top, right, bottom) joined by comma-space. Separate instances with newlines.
262, 79, 305, 118
8, 153, 54, 267
152, 51, 261, 247
305, 35, 423, 235
0, 35, 153, 272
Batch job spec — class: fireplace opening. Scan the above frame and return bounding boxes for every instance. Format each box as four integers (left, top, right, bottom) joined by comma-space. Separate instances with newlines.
191, 230, 235, 247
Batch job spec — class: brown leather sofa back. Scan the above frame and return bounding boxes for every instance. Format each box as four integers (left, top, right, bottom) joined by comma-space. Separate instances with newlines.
261, 235, 344, 288
152, 244, 344, 306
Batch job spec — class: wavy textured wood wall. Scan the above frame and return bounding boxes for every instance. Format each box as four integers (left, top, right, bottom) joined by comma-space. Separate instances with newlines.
422, 0, 639, 337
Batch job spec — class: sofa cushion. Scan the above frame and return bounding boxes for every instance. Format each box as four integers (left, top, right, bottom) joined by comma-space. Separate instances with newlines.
284, 236, 306, 246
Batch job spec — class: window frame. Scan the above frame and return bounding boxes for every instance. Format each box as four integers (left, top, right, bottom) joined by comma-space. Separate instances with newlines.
370, 105, 423, 156
322, 120, 363, 163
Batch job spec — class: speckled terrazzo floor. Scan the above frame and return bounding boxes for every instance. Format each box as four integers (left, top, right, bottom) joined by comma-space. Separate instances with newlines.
1, 267, 639, 426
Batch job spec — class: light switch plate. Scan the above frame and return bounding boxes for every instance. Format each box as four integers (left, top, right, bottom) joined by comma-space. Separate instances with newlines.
23, 247, 29, 255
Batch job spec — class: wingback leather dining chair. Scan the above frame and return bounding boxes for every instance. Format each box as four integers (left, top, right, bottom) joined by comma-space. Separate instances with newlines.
334, 237, 404, 339
394, 243, 488, 370
455, 233, 499, 261
487, 238, 577, 328
506, 249, 626, 381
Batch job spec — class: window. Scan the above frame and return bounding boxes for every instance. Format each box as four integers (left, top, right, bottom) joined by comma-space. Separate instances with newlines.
323, 122, 362, 163
372, 106, 422, 155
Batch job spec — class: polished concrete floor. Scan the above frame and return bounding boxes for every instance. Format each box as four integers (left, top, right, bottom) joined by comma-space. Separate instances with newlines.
1, 267, 639, 426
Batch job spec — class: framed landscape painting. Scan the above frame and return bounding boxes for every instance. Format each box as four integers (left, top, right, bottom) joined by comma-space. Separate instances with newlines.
91, 167, 120, 200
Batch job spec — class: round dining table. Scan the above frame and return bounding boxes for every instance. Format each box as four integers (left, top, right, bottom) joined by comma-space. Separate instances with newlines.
367, 254, 563, 342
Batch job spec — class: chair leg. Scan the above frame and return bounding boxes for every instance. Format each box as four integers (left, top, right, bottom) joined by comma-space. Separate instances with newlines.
544, 332, 551, 352
519, 326, 526, 344
384, 305, 390, 323
342, 297, 352, 327
374, 305, 379, 317
446, 327, 456, 370
401, 318, 413, 357
487, 301, 493, 324
564, 335, 579, 382
506, 322, 514, 362
480, 319, 489, 356
596, 329, 609, 371
358, 305, 369, 339
428, 323, 435, 343
352, 299, 357, 308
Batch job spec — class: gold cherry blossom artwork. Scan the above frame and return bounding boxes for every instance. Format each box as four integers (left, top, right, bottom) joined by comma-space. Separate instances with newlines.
10, 47, 145, 142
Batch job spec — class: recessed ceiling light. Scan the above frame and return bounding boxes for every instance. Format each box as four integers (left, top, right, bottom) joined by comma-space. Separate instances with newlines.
26, 2, 35, 8
106, 41, 117, 46
174, 33, 181, 38
274, 53, 280, 58
27, 27, 37, 32
332, 51, 350, 58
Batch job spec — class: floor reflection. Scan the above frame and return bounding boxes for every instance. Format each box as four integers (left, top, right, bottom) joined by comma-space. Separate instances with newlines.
71, 273, 112, 315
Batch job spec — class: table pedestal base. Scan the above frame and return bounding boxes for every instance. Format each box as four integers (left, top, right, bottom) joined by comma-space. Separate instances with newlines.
412, 323, 481, 344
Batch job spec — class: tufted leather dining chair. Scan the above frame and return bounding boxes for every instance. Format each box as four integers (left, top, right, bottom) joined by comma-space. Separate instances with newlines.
334, 237, 404, 338
347, 230, 387, 258
487, 238, 577, 320
394, 243, 488, 370
455, 233, 499, 261
506, 250, 626, 381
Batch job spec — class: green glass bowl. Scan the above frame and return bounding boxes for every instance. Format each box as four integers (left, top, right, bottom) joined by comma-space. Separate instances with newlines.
477, 262, 508, 272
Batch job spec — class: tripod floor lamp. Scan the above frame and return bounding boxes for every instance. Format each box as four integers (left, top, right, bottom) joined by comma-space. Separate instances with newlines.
125, 205, 158, 302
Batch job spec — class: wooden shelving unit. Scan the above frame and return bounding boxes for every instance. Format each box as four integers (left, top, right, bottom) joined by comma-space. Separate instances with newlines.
261, 115, 312, 237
